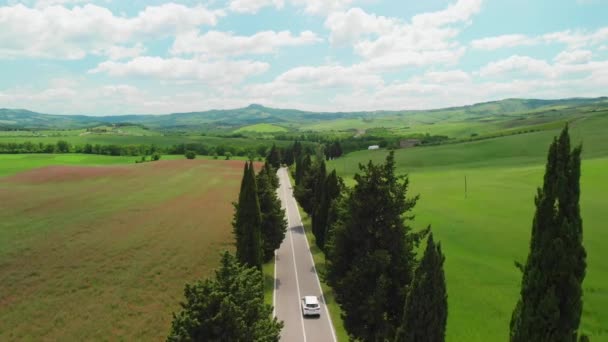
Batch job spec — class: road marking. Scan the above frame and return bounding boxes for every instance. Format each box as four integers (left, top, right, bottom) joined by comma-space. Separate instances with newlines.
272, 249, 277, 318
283, 169, 338, 342
284, 176, 308, 342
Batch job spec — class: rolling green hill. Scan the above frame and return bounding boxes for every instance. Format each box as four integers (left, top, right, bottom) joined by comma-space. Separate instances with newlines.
2, 98, 607, 135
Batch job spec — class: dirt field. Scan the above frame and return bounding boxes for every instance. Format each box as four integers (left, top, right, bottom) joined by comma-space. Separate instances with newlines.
0, 159, 256, 341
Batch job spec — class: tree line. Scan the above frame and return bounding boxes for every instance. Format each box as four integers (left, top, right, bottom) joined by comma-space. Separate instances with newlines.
294, 146, 448, 341
167, 150, 288, 341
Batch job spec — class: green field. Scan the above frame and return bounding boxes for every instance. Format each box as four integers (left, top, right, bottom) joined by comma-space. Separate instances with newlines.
327, 115, 608, 341
0, 154, 140, 177
234, 123, 288, 133
0, 159, 251, 341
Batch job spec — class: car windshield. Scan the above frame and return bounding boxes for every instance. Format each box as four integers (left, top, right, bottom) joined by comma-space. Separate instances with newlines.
306, 304, 318, 308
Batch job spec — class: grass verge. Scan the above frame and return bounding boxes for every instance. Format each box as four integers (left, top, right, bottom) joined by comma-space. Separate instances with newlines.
263, 261, 274, 308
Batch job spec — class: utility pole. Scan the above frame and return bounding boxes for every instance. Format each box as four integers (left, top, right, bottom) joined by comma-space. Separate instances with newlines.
464, 175, 468, 199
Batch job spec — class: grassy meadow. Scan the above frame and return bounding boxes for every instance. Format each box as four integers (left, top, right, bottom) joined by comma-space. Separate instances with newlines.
0, 159, 252, 341
327, 114, 608, 341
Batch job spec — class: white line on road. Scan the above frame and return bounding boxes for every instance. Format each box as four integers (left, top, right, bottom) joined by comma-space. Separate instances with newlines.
273, 249, 277, 318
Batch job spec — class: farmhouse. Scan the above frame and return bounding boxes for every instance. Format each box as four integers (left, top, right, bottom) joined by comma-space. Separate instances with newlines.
368, 145, 380, 150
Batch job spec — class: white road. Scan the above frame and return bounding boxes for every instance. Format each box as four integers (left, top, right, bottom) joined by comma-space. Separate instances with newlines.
274, 167, 337, 342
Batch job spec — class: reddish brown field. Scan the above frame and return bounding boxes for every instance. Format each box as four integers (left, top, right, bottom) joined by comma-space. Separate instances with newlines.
0, 159, 257, 341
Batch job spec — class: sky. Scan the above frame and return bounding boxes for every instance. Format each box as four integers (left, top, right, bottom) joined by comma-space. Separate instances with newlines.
0, 0, 607, 115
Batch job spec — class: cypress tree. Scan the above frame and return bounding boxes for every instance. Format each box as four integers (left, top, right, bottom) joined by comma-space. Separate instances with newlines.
313, 170, 342, 250
311, 159, 327, 242
257, 164, 287, 262
294, 152, 310, 186
266, 144, 281, 169
167, 252, 283, 341
233, 161, 263, 269
395, 231, 447, 342
510, 125, 586, 342
326, 151, 426, 341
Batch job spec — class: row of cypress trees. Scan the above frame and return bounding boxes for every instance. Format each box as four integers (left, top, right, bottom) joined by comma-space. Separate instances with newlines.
294, 148, 448, 341
234, 160, 287, 269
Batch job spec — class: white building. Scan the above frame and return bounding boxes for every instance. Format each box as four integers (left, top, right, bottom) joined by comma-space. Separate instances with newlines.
368, 145, 380, 150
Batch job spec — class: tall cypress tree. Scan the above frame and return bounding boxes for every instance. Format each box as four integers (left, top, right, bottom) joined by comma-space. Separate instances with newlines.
326, 151, 426, 341
313, 170, 342, 250
395, 231, 447, 342
266, 144, 282, 169
510, 125, 586, 342
257, 164, 287, 262
233, 162, 263, 269
311, 159, 327, 242
295, 152, 310, 186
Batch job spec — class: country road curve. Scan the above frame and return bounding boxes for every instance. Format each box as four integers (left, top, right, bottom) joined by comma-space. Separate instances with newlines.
274, 167, 337, 342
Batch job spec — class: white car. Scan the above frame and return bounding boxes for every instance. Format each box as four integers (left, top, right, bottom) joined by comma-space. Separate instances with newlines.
301, 296, 321, 317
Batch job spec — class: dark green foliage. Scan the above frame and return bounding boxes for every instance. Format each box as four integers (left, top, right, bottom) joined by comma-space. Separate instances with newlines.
185, 150, 196, 159
294, 156, 325, 216
310, 160, 327, 247
282, 146, 294, 166
326, 151, 425, 341
324, 141, 343, 160
294, 155, 314, 212
294, 152, 310, 186
266, 144, 281, 168
256, 164, 287, 262
152, 152, 161, 161
510, 125, 586, 342
292, 140, 302, 160
56, 140, 70, 153
314, 170, 343, 250
233, 162, 263, 269
167, 252, 282, 342
260, 162, 279, 189
225, 152, 232, 160
395, 231, 447, 342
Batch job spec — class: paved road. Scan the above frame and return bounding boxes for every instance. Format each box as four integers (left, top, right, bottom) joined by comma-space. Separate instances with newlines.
274, 167, 337, 342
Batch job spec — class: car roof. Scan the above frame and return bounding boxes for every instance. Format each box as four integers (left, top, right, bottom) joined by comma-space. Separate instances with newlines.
303, 296, 319, 304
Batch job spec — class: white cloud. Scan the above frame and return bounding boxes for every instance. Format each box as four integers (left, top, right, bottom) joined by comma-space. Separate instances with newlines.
323, 0, 481, 71
0, 3, 222, 59
274, 64, 383, 88
471, 27, 608, 50
229, 0, 284, 14
325, 8, 396, 46
228, 0, 355, 15
477, 55, 555, 78
101, 44, 146, 61
417, 70, 472, 84
89, 56, 269, 84
411, 0, 482, 27
291, 0, 355, 15
34, 0, 85, 7
554, 49, 593, 64
170, 30, 321, 57
471, 34, 538, 50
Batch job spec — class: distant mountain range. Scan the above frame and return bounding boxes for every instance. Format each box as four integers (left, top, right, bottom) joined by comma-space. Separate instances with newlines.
1, 97, 607, 130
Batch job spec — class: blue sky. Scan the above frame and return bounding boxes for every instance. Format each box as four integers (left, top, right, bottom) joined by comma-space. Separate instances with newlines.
0, 0, 607, 115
